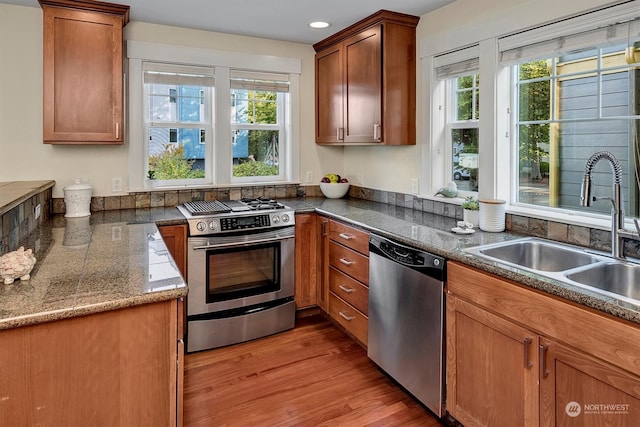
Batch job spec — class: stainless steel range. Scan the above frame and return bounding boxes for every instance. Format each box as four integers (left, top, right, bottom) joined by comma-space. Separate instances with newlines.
177, 198, 296, 353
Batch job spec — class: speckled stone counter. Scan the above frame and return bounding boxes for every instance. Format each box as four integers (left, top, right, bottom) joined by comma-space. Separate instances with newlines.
0, 207, 187, 330
282, 197, 640, 325
0, 180, 55, 216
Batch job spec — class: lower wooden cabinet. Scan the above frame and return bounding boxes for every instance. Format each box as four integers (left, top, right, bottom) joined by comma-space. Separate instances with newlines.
159, 224, 187, 280
294, 213, 317, 309
447, 261, 640, 427
316, 215, 330, 312
0, 299, 184, 427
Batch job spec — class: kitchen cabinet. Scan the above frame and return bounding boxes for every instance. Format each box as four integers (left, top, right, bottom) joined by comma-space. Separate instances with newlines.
294, 213, 317, 309
446, 261, 640, 427
39, 0, 129, 144
326, 219, 370, 346
159, 224, 188, 281
316, 215, 330, 312
0, 299, 184, 427
313, 10, 419, 146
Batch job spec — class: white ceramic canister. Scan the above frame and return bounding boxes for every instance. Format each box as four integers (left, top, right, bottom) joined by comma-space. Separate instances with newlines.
479, 199, 506, 232
63, 179, 92, 218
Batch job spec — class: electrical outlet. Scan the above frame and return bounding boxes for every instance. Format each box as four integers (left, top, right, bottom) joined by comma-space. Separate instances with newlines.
111, 225, 122, 241
112, 177, 123, 193
34, 204, 41, 220
306, 171, 313, 183
411, 178, 419, 194
411, 225, 419, 240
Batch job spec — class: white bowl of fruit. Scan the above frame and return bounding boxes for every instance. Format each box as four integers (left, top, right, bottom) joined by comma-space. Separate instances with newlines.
320, 174, 350, 199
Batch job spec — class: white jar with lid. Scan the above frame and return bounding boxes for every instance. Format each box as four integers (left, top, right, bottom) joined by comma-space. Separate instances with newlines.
479, 199, 506, 232
63, 179, 92, 218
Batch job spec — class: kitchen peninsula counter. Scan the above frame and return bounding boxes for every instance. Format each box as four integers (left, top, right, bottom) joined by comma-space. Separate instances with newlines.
0, 208, 187, 330
0, 180, 55, 215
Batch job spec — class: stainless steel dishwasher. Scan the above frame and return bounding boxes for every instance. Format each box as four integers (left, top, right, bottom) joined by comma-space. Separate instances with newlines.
368, 234, 446, 417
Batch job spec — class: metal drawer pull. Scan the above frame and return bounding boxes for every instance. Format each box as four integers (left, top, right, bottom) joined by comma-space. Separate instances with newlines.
337, 127, 344, 140
523, 337, 533, 368
339, 285, 354, 293
339, 258, 354, 266
373, 123, 381, 141
339, 311, 354, 321
539, 344, 549, 378
339, 233, 354, 240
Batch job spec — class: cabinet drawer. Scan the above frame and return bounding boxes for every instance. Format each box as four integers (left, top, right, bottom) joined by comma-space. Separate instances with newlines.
329, 293, 368, 346
329, 241, 369, 284
329, 220, 370, 255
329, 267, 368, 315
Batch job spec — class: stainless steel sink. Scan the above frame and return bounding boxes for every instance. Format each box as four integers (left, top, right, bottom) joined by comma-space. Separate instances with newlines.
565, 262, 640, 303
468, 238, 600, 272
465, 237, 639, 305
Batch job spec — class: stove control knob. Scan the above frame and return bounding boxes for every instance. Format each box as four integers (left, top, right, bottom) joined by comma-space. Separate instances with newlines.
196, 221, 207, 232
272, 215, 280, 224
281, 214, 290, 223
208, 221, 217, 231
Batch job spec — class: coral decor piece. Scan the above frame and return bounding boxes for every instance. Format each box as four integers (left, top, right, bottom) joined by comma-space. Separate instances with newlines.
0, 247, 36, 285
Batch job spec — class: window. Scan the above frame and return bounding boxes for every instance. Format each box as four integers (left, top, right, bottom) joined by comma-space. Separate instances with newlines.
504, 24, 640, 217
434, 46, 480, 195
230, 71, 289, 181
127, 41, 301, 190
144, 63, 213, 184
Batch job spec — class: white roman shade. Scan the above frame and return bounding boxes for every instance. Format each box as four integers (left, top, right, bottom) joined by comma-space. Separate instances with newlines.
499, 3, 640, 65
230, 70, 290, 92
143, 62, 215, 86
434, 45, 480, 79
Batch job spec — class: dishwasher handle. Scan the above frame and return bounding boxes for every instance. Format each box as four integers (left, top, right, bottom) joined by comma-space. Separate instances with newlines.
369, 234, 445, 281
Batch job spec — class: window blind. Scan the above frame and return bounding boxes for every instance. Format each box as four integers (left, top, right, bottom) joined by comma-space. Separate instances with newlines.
499, 4, 640, 65
434, 45, 480, 79
230, 70, 289, 92
143, 62, 215, 86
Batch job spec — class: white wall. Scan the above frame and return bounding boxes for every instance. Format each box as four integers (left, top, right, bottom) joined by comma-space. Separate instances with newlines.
0, 0, 621, 198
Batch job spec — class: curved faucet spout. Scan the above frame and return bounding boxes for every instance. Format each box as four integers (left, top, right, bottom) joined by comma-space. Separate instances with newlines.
580, 151, 626, 258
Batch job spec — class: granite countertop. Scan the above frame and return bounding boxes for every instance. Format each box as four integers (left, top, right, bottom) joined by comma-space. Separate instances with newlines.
2, 195, 638, 330
0, 180, 55, 215
283, 197, 640, 325
0, 208, 187, 330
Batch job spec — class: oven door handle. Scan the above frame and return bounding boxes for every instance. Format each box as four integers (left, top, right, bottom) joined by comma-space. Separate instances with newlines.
192, 235, 293, 250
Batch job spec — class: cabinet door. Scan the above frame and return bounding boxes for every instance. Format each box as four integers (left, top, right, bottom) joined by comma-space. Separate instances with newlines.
446, 296, 539, 427
316, 216, 330, 311
315, 45, 343, 144
343, 26, 382, 143
159, 224, 187, 280
539, 338, 640, 427
42, 5, 125, 144
294, 214, 317, 309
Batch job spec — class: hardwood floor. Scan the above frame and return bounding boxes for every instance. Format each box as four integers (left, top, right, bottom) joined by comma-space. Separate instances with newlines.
184, 315, 443, 426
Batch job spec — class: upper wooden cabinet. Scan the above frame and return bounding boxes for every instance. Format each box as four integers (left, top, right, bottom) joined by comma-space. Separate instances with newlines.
313, 10, 419, 146
39, 0, 129, 144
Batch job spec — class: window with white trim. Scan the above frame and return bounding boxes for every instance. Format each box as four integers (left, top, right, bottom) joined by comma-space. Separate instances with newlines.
434, 47, 480, 195
501, 17, 640, 217
230, 71, 289, 182
144, 63, 213, 185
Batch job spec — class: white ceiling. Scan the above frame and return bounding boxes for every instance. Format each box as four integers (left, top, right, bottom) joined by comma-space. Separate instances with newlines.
3, 0, 454, 44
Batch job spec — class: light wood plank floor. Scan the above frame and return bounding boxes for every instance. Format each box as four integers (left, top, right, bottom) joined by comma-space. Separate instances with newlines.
184, 315, 443, 426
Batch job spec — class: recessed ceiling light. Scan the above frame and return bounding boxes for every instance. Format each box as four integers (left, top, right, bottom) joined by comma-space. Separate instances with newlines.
309, 21, 330, 29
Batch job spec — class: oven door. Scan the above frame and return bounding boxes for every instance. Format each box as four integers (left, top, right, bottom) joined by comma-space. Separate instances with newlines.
187, 227, 295, 316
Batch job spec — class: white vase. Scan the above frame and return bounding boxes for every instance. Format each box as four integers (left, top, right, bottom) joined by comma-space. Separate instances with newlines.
463, 209, 479, 227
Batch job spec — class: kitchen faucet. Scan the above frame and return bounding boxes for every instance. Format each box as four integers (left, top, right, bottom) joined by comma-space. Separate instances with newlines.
580, 150, 640, 259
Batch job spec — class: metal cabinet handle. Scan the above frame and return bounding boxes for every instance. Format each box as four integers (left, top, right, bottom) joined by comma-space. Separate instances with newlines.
524, 338, 533, 368
322, 221, 327, 236
338, 233, 354, 240
339, 311, 354, 321
337, 127, 344, 141
339, 258, 354, 266
539, 344, 549, 378
373, 124, 381, 141
115, 122, 120, 139
338, 284, 354, 293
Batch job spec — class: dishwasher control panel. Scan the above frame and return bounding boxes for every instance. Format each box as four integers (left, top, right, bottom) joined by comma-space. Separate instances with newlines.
369, 234, 445, 281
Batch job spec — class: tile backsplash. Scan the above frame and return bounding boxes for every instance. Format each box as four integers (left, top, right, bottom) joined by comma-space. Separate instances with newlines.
48, 183, 640, 259
1, 188, 52, 256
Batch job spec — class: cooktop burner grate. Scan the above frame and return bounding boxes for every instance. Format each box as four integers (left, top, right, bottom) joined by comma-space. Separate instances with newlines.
183, 200, 231, 215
